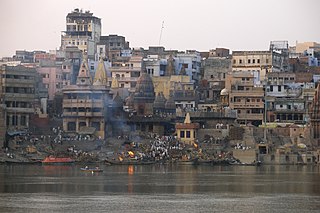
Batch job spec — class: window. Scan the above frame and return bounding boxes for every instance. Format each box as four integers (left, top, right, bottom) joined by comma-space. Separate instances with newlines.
280, 104, 283, 108
233, 60, 236, 64
270, 86, 273, 92
180, 131, 185, 138
117, 43, 120, 46
278, 86, 281, 92
253, 59, 255, 64
186, 131, 191, 138
110, 42, 113, 46
239, 59, 242, 64
257, 59, 260, 63
266, 59, 269, 63
248, 59, 251, 63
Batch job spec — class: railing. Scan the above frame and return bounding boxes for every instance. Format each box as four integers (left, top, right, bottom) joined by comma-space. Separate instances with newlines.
6, 107, 34, 113
63, 112, 103, 117
4, 78, 34, 84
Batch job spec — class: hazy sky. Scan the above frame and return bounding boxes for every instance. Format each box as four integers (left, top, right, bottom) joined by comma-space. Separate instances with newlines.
0, 0, 319, 57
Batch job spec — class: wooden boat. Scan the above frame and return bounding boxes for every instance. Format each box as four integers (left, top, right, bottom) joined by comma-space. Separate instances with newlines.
80, 167, 103, 172
176, 158, 199, 165
42, 156, 75, 165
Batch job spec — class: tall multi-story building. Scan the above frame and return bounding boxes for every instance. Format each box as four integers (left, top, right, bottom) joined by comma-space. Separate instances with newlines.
97, 34, 130, 60
232, 51, 273, 83
225, 71, 264, 126
176, 50, 202, 83
265, 72, 315, 123
61, 9, 101, 59
0, 65, 37, 130
110, 56, 143, 90
62, 56, 109, 139
36, 60, 63, 101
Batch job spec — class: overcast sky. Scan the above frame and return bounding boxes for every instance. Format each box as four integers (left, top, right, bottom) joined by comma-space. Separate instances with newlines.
0, 0, 319, 57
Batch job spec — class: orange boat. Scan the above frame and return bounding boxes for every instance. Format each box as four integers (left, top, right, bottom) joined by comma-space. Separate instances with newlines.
42, 156, 75, 164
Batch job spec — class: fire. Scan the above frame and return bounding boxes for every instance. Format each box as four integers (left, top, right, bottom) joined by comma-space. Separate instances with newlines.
128, 151, 135, 157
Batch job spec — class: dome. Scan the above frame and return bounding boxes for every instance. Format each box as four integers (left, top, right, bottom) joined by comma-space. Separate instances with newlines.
134, 73, 155, 100
165, 94, 176, 109
220, 88, 229, 96
153, 92, 166, 109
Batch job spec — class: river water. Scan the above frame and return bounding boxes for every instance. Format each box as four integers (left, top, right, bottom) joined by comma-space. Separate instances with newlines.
0, 164, 319, 213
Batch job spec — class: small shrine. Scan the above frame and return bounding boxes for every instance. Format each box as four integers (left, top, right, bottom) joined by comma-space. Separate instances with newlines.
175, 113, 200, 145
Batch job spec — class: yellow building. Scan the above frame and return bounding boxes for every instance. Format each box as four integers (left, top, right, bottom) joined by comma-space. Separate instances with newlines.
232, 51, 272, 82
152, 75, 192, 99
175, 113, 200, 145
225, 71, 264, 126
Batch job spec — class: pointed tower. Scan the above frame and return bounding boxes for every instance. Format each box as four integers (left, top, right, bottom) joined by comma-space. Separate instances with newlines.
175, 112, 200, 145
111, 77, 119, 89
76, 54, 92, 86
93, 58, 108, 86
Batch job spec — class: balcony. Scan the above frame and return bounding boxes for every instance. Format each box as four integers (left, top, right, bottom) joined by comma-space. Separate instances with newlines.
63, 112, 103, 117
63, 99, 103, 107
232, 103, 264, 108
6, 107, 34, 113
237, 114, 263, 120
4, 93, 35, 100
116, 77, 139, 82
3, 78, 35, 85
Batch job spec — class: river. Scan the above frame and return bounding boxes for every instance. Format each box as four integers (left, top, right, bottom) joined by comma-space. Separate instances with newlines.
0, 164, 319, 212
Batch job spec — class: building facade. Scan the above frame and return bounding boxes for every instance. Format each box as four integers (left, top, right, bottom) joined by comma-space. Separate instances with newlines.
232, 51, 273, 83
61, 9, 101, 59
225, 71, 264, 126
62, 56, 109, 139
0, 65, 37, 130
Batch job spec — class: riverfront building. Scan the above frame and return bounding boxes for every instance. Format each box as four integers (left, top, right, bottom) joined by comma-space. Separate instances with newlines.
62, 56, 109, 139
0, 65, 37, 130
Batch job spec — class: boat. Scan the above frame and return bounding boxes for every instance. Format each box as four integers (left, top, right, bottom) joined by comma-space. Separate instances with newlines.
80, 167, 103, 172
176, 158, 199, 165
42, 156, 75, 165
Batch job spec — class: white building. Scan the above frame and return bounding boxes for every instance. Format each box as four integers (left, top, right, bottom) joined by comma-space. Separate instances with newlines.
175, 50, 201, 82
61, 9, 101, 59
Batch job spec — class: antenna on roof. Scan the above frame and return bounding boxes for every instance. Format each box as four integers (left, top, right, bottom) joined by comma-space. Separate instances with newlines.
158, 21, 164, 46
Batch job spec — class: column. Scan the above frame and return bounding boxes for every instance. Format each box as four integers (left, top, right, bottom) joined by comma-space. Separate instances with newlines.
17, 115, 21, 128
9, 114, 13, 126
26, 115, 29, 128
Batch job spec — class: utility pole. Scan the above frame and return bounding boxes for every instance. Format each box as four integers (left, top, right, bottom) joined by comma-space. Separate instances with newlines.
158, 21, 164, 46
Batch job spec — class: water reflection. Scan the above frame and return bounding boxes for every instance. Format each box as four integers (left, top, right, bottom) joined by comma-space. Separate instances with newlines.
0, 164, 320, 195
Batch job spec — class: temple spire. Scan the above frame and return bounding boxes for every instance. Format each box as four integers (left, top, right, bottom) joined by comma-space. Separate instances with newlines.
93, 57, 108, 86
76, 53, 92, 86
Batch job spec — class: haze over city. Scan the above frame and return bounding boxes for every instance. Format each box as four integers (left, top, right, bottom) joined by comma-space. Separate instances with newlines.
0, 0, 319, 58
